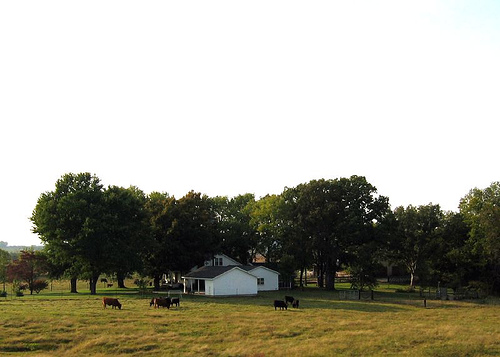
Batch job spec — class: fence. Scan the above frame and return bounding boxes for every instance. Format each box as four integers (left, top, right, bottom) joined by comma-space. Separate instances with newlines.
338, 290, 374, 300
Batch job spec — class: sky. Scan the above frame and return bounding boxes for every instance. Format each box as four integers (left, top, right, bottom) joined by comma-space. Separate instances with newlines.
1, 1, 499, 246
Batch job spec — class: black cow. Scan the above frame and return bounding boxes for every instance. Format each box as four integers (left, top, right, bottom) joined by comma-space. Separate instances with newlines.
292, 299, 300, 308
171, 297, 180, 307
285, 296, 294, 304
274, 300, 288, 310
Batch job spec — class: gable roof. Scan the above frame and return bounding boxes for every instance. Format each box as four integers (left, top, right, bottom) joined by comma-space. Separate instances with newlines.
247, 265, 280, 275
183, 264, 279, 280
183, 265, 255, 280
214, 253, 241, 265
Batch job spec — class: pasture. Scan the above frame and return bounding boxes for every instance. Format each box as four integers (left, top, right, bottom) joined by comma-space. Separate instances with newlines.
1, 285, 499, 356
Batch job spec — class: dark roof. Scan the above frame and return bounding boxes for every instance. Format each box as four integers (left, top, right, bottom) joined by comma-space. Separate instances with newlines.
251, 262, 280, 271
183, 264, 280, 279
183, 265, 243, 279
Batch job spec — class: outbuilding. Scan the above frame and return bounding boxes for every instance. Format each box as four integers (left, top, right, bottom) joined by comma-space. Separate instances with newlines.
182, 265, 258, 296
182, 254, 280, 296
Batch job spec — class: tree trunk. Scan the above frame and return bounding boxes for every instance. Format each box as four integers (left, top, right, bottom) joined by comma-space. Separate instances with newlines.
325, 258, 336, 291
117, 272, 126, 288
325, 271, 335, 290
153, 275, 161, 291
70, 277, 78, 293
90, 275, 99, 295
299, 267, 304, 288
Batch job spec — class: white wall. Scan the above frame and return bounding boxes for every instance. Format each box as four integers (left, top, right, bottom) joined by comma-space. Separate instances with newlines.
205, 280, 214, 295
248, 267, 279, 291
212, 269, 257, 296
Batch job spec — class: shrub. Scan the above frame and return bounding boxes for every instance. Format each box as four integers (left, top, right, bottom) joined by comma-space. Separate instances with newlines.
134, 277, 150, 293
32, 279, 49, 294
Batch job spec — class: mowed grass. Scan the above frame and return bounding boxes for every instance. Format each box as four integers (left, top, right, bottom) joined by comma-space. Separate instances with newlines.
1, 287, 499, 356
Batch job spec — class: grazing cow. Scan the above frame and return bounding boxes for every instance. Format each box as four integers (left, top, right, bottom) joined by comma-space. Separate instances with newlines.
171, 297, 180, 307
154, 297, 171, 309
285, 296, 295, 304
274, 300, 288, 310
102, 297, 122, 310
292, 300, 300, 308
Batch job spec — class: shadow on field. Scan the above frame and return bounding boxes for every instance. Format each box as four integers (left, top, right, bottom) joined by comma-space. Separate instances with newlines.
165, 289, 409, 313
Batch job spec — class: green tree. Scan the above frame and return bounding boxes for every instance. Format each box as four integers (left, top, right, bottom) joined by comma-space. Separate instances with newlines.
31, 172, 106, 295
168, 191, 220, 272
280, 187, 313, 288
460, 182, 500, 294
282, 176, 389, 290
248, 194, 284, 264
143, 191, 220, 289
212, 194, 256, 264
102, 185, 149, 288
143, 191, 176, 290
0, 249, 11, 292
433, 212, 475, 291
391, 204, 443, 289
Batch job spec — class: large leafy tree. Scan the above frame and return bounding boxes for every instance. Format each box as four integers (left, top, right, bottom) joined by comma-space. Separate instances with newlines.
248, 194, 285, 264
282, 176, 389, 290
391, 204, 443, 289
433, 212, 475, 291
102, 185, 150, 288
31, 173, 107, 294
169, 191, 220, 272
143, 191, 176, 290
460, 182, 500, 294
143, 191, 220, 289
212, 194, 256, 264
280, 187, 314, 287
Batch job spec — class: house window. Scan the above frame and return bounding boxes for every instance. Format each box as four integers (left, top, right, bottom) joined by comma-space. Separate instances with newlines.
213, 257, 223, 266
257, 278, 265, 285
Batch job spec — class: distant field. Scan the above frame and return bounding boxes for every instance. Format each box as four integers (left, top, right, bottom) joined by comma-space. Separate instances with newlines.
1, 284, 499, 356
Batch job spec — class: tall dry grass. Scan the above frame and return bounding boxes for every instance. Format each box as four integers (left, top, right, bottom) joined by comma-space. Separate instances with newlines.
0, 289, 499, 356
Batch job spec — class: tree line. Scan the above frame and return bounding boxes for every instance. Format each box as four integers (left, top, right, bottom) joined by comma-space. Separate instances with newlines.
2, 173, 499, 296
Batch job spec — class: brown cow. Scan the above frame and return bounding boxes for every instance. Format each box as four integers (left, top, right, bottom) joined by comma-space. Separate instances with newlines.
154, 297, 171, 309
102, 297, 122, 310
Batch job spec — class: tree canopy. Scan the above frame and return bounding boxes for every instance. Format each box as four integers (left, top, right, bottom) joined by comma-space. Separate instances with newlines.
27, 172, 500, 296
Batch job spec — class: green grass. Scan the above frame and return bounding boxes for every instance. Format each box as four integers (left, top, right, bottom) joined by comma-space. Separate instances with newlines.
1, 284, 499, 356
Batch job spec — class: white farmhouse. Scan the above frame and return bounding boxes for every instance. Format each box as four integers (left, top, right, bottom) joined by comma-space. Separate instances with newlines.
182, 254, 279, 296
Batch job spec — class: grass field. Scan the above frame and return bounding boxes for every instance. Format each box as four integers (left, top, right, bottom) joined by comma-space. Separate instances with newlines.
1, 283, 499, 356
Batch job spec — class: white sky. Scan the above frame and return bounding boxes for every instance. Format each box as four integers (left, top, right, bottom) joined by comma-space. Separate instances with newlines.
1, 1, 499, 246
